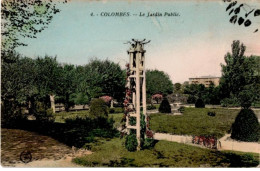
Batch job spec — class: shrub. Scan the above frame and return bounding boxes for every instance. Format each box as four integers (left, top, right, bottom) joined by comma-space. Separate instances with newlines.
178, 106, 185, 113
147, 105, 156, 110
195, 98, 205, 108
109, 108, 115, 113
89, 99, 108, 119
1, 100, 27, 128
159, 98, 171, 113
34, 102, 54, 123
231, 109, 259, 142
187, 95, 197, 104
142, 138, 158, 149
207, 111, 216, 117
223, 152, 259, 167
129, 117, 136, 126
125, 134, 138, 152
220, 97, 240, 107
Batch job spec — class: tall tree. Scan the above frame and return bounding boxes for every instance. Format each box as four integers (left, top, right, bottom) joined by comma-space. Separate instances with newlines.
146, 69, 174, 98
1, 53, 38, 107
58, 64, 77, 111
1, 52, 38, 125
83, 59, 126, 102
219, 40, 258, 108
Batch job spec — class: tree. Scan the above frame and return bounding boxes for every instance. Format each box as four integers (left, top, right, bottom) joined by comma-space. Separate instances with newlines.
1, 0, 66, 52
58, 64, 77, 112
219, 40, 259, 107
1, 0, 67, 125
83, 59, 126, 102
146, 69, 174, 99
1, 52, 38, 126
1, 52, 37, 104
183, 83, 220, 105
247, 56, 260, 107
174, 83, 182, 93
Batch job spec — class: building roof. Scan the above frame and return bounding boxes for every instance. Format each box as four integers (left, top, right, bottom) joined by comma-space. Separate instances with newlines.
189, 76, 220, 80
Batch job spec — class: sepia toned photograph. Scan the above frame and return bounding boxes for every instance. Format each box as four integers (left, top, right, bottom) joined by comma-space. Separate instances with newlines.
1, 0, 260, 168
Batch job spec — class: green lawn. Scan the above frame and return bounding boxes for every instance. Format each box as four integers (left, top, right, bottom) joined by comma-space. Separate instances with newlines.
152, 104, 160, 109
53, 110, 90, 123
54, 107, 239, 138
73, 138, 259, 167
54, 110, 123, 128
149, 107, 239, 138
109, 113, 123, 128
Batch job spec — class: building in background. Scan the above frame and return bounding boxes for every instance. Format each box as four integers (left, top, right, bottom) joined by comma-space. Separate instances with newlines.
189, 76, 220, 87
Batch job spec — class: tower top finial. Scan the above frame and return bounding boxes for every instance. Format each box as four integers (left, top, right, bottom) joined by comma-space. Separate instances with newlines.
125, 39, 151, 52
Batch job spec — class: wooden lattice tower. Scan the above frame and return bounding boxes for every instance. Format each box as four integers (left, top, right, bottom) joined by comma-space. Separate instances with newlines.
124, 39, 150, 150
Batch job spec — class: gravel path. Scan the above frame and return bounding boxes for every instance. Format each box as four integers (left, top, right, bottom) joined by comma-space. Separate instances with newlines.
218, 134, 260, 154
153, 132, 260, 154
1, 128, 91, 167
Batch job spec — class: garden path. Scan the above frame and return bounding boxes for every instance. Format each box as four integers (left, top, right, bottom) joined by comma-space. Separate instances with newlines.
1, 128, 91, 167
153, 132, 260, 154
218, 134, 260, 154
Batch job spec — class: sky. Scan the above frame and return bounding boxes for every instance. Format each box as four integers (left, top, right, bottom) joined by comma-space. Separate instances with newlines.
16, 0, 260, 83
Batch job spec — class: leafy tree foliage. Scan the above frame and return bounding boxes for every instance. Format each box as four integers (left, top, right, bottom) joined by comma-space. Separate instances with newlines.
1, 0, 66, 52
1, 0, 67, 125
1, 52, 37, 104
183, 83, 220, 105
57, 64, 77, 111
1, 52, 63, 125
83, 59, 126, 101
174, 82, 182, 93
34, 56, 63, 97
219, 40, 259, 108
146, 69, 174, 99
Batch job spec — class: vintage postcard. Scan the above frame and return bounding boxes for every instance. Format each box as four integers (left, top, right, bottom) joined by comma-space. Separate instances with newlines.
1, 0, 260, 168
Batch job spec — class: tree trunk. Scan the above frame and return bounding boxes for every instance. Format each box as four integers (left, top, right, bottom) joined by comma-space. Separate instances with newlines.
65, 93, 70, 112
110, 99, 114, 108
50, 94, 55, 113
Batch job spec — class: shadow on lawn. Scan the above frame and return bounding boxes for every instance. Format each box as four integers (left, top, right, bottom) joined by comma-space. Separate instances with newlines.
3, 117, 119, 148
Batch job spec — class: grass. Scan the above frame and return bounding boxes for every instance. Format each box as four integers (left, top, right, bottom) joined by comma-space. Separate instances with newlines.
73, 138, 259, 167
53, 110, 91, 123
109, 107, 124, 113
53, 110, 123, 129
152, 104, 160, 109
149, 107, 239, 138
109, 113, 123, 128
54, 107, 240, 138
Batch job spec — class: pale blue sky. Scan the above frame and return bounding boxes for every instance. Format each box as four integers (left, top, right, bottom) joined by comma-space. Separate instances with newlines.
16, 0, 260, 83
